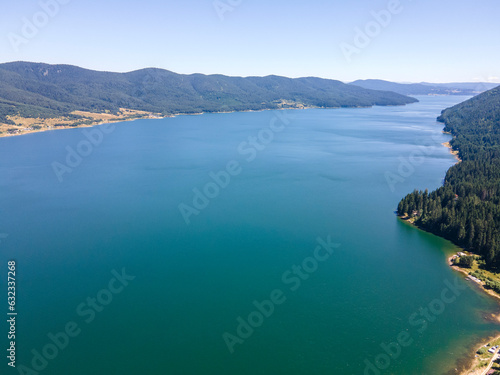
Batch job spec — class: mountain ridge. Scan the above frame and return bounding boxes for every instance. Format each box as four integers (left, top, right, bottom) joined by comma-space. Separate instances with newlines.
0, 61, 420, 135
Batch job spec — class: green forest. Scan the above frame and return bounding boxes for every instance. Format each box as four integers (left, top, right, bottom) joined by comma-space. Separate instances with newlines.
0, 62, 417, 124
397, 86, 500, 267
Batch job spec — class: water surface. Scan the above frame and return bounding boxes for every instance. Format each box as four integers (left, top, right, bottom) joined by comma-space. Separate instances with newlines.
1, 96, 498, 374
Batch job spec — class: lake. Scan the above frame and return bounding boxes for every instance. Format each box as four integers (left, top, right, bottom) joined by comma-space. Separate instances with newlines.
1, 96, 499, 374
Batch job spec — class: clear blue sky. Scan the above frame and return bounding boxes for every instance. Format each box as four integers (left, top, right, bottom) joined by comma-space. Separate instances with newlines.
1, 0, 499, 83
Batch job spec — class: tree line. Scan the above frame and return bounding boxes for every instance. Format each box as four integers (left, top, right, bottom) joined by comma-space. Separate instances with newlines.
0, 62, 418, 124
398, 86, 500, 267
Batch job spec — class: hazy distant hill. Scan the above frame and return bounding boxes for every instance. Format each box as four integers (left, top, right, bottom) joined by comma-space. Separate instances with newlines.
0, 62, 417, 126
419, 82, 499, 92
349, 79, 489, 96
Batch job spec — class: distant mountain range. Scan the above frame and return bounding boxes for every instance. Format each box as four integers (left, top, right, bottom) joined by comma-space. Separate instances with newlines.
0, 62, 417, 131
420, 82, 500, 91
350, 79, 498, 96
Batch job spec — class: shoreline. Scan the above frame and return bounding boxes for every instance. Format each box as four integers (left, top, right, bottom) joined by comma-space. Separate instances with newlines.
0, 106, 308, 139
0, 102, 411, 139
448, 255, 500, 303
442, 141, 462, 162
447, 254, 500, 374
400, 212, 500, 374
0, 115, 159, 138
459, 336, 500, 375
438, 135, 500, 374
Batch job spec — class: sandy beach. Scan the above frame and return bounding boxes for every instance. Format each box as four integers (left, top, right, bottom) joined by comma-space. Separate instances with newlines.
442, 141, 462, 162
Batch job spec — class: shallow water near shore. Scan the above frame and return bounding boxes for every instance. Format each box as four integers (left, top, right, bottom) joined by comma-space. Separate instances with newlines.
1, 96, 499, 374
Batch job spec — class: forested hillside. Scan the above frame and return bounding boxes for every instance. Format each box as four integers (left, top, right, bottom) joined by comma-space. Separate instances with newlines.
398, 86, 500, 266
0, 61, 417, 127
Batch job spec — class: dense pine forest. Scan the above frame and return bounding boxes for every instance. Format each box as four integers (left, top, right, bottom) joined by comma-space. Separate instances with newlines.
397, 86, 500, 267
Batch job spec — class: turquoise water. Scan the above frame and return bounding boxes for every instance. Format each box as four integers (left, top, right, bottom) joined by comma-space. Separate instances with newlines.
1, 96, 499, 374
